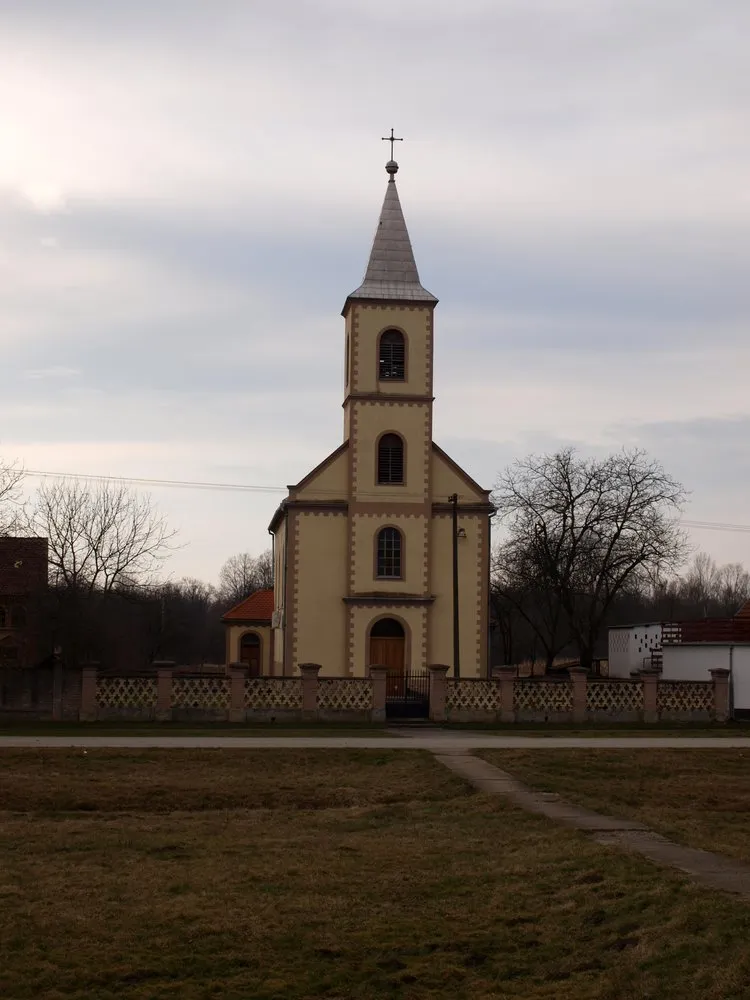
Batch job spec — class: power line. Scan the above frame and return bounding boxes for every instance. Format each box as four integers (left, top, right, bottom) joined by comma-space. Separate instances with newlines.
22, 469, 750, 535
682, 520, 750, 534
25, 469, 286, 494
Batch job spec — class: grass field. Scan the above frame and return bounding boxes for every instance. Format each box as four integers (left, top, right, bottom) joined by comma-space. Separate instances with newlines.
0, 719, 748, 737
0, 721, 391, 738
481, 749, 750, 865
2, 749, 750, 999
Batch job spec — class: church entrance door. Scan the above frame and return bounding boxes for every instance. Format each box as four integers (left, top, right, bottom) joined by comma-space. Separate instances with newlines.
369, 618, 405, 698
240, 633, 261, 677
370, 618, 406, 697
370, 636, 405, 673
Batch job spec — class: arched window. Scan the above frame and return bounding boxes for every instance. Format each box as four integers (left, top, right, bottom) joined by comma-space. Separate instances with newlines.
377, 434, 404, 484
379, 330, 405, 380
377, 527, 402, 578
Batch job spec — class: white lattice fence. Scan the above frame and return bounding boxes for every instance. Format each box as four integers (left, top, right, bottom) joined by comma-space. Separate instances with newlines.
318, 678, 372, 711
514, 680, 573, 713
586, 680, 643, 713
658, 681, 714, 714
245, 678, 303, 710
97, 676, 156, 709
171, 677, 230, 710
445, 680, 502, 712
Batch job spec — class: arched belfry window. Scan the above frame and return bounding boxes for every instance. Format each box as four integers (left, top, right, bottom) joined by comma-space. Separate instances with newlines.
379, 330, 405, 380
377, 527, 402, 578
377, 434, 404, 484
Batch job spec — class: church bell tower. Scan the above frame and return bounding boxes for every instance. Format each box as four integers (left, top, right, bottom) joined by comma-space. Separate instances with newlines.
269, 142, 493, 679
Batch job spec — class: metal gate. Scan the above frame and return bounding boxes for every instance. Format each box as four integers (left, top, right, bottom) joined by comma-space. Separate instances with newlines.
385, 671, 430, 720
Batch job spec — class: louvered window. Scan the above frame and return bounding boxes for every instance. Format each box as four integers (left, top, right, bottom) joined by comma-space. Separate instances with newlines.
377, 434, 404, 484
377, 527, 402, 578
379, 330, 405, 380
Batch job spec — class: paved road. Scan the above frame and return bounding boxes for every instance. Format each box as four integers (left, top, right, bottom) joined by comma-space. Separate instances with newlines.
1, 735, 749, 749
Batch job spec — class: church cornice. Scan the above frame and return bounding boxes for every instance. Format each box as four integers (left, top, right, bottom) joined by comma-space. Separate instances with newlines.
286, 500, 348, 513
268, 498, 348, 533
343, 594, 435, 606
343, 392, 434, 407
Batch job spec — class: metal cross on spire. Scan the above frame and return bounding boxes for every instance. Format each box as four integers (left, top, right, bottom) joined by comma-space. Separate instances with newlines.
381, 128, 403, 160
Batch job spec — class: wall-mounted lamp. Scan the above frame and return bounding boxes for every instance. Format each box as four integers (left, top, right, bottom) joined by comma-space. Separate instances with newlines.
456, 527, 467, 539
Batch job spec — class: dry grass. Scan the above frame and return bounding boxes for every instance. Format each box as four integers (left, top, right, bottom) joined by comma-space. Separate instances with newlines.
481, 748, 750, 864
0, 748, 458, 813
2, 750, 750, 998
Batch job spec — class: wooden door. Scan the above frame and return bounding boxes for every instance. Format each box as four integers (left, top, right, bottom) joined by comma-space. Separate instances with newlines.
370, 636, 405, 696
240, 635, 262, 677
370, 636, 405, 673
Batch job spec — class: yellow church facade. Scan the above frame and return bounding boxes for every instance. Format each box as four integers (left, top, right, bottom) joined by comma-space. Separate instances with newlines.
268, 156, 494, 678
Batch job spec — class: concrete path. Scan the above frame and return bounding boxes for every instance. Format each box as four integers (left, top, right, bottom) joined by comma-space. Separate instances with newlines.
434, 750, 750, 898
0, 734, 749, 749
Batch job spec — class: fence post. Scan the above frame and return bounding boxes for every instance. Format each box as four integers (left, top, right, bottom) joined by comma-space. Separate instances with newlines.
152, 661, 175, 721
229, 662, 245, 722
428, 664, 450, 722
641, 669, 659, 723
711, 668, 731, 723
79, 663, 100, 722
369, 665, 388, 722
568, 667, 588, 724
492, 666, 517, 723
298, 663, 322, 717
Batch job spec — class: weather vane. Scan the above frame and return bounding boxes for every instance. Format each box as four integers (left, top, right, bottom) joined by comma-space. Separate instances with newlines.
381, 128, 403, 160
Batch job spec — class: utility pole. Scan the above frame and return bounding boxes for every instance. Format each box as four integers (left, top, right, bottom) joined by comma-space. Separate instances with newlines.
449, 493, 460, 679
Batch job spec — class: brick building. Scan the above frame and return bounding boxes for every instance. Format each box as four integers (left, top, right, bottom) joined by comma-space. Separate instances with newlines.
0, 537, 49, 668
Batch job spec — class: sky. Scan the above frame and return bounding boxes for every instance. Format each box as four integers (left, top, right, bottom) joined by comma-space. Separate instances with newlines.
2, 0, 750, 585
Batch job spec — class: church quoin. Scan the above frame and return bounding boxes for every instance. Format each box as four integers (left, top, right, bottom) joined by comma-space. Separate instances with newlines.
223, 140, 494, 678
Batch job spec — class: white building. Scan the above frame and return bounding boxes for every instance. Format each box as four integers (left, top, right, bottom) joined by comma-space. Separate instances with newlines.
607, 623, 669, 677
608, 605, 750, 719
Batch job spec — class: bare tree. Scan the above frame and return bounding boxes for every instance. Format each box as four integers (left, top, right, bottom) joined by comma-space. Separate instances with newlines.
0, 458, 25, 535
673, 552, 750, 618
218, 550, 274, 607
28, 479, 177, 595
494, 448, 688, 671
716, 562, 750, 615
491, 541, 572, 671
680, 551, 720, 614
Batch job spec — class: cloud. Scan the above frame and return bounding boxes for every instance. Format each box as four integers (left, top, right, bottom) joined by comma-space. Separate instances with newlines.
0, 0, 749, 582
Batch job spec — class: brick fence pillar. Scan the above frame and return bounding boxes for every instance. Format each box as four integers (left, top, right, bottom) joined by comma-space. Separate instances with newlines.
641, 669, 659, 723
492, 666, 517, 723
711, 667, 731, 723
153, 660, 175, 722
569, 667, 588, 724
369, 665, 388, 723
428, 664, 450, 722
299, 663, 322, 716
79, 663, 99, 722
229, 663, 245, 723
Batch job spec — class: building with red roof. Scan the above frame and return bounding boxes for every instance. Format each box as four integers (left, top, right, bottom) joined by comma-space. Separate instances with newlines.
221, 588, 273, 676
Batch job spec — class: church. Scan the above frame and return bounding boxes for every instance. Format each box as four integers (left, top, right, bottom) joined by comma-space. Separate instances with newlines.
258, 151, 494, 678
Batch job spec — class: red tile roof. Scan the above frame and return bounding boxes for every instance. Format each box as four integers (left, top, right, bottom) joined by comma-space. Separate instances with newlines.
735, 600, 750, 619
221, 588, 274, 623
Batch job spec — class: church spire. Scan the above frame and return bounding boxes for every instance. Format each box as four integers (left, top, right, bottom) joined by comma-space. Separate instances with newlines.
344, 157, 437, 312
